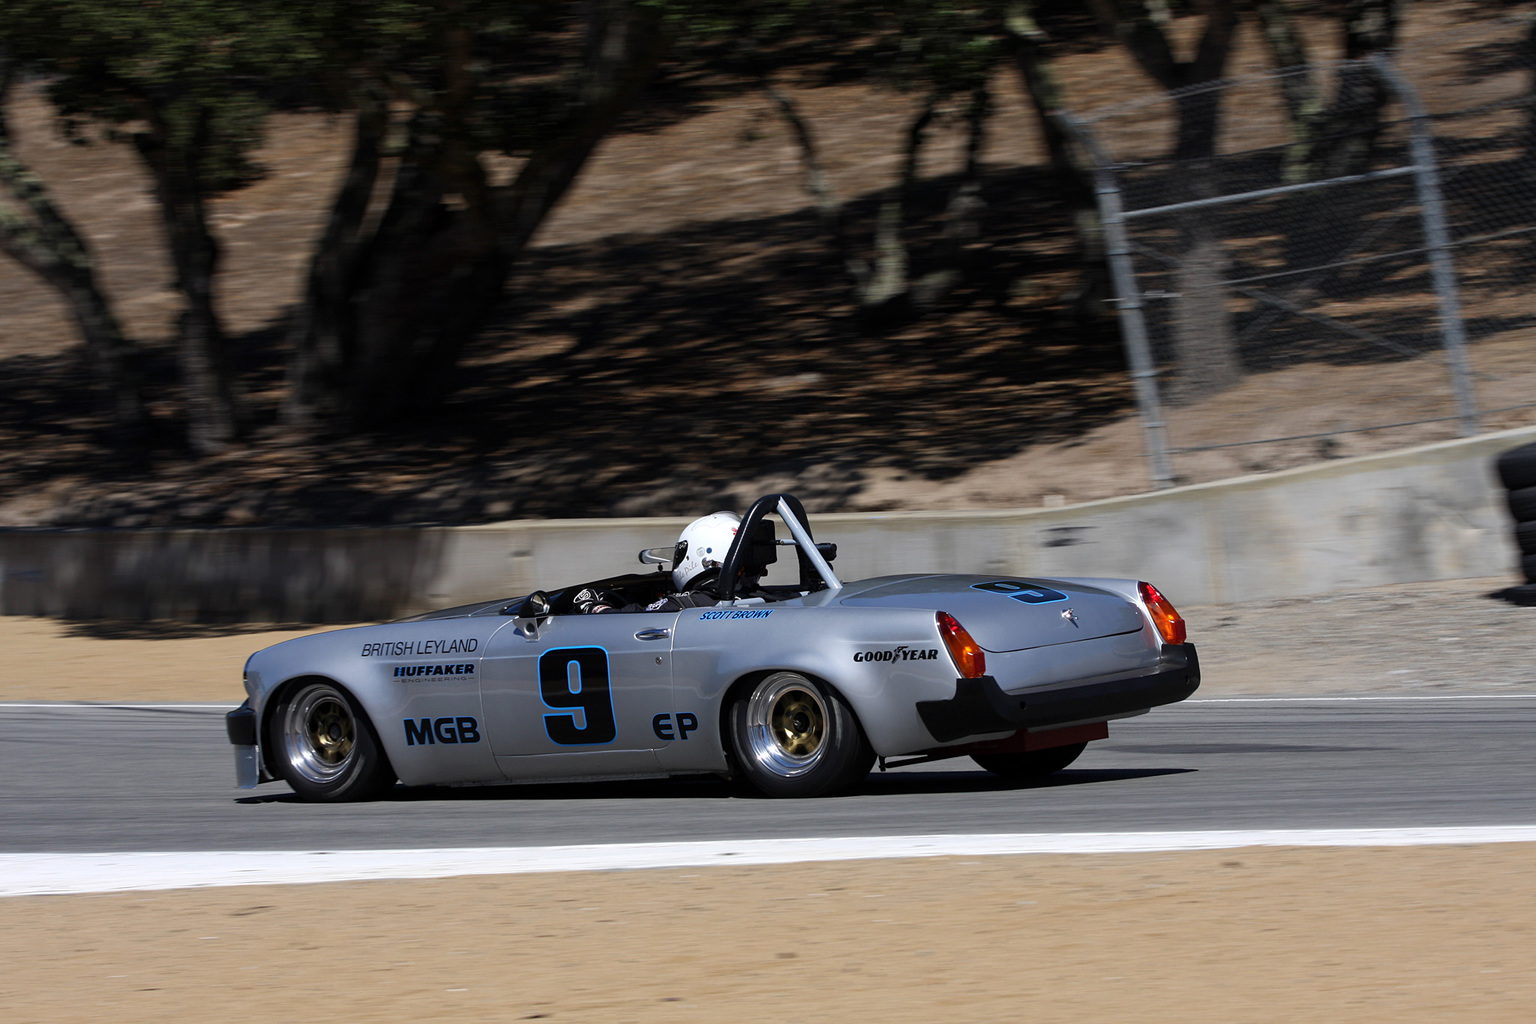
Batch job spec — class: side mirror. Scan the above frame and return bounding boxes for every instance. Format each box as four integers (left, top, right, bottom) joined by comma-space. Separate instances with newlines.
638, 546, 672, 566
512, 590, 552, 638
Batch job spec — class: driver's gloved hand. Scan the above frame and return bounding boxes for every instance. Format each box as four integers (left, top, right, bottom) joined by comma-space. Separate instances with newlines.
573, 588, 624, 614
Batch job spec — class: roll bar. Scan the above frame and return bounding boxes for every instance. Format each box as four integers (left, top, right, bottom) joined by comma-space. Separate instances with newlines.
715, 493, 842, 600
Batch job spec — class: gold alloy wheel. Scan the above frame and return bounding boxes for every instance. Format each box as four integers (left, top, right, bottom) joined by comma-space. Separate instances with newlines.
281, 682, 360, 785
306, 696, 355, 766
745, 672, 832, 778
770, 690, 825, 758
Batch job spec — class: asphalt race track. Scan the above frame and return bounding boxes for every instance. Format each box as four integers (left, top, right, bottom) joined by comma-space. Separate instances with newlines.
2, 697, 1535, 854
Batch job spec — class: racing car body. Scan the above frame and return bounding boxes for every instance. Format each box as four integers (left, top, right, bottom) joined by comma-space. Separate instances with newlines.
226, 494, 1200, 801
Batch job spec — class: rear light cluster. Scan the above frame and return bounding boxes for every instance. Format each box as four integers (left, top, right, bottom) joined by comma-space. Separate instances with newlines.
1138, 581, 1187, 645
936, 610, 986, 678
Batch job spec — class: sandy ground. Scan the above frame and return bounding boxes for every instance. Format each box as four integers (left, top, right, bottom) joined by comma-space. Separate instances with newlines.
2, 845, 1533, 1023
3, 574, 1532, 703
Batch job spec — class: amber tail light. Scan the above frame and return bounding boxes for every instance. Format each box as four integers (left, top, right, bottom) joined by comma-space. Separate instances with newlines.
1139, 581, 1187, 645
936, 611, 987, 678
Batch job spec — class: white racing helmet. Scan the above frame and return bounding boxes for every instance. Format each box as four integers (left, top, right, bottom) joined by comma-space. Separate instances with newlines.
672, 511, 741, 591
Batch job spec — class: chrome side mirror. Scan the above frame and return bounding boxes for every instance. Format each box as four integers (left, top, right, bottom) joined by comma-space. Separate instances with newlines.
638, 546, 672, 566
512, 590, 552, 639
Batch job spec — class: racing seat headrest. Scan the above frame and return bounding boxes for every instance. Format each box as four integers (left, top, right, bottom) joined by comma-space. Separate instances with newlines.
738, 519, 777, 581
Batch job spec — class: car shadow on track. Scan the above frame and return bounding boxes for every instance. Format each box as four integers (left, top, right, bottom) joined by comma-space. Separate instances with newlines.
860, 766, 1195, 796
235, 766, 1195, 804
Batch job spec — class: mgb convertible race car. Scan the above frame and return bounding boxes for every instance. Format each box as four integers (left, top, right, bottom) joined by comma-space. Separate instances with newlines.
226, 494, 1199, 801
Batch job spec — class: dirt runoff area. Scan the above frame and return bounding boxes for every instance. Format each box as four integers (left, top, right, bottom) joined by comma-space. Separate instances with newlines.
3, 574, 1534, 702
1, 845, 1533, 1023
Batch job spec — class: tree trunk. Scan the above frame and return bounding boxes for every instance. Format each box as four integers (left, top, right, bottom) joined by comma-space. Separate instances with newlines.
1089, 0, 1242, 401
762, 80, 870, 291
0, 62, 144, 430
1312, 0, 1402, 177
860, 100, 935, 316
133, 109, 240, 453
914, 86, 989, 309
1171, 208, 1240, 401
1003, 3, 1108, 321
1525, 14, 1536, 165
1251, 0, 1323, 182
286, 0, 667, 430
283, 90, 388, 429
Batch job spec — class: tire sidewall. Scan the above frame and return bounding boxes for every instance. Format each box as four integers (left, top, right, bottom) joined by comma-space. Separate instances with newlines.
729, 675, 871, 798
266, 682, 393, 802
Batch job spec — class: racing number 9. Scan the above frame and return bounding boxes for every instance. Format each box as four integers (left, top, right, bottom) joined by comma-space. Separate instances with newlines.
538, 647, 617, 745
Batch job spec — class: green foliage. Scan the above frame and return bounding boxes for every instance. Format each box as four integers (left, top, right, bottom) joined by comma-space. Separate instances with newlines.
687, 0, 1005, 101
0, 1, 318, 191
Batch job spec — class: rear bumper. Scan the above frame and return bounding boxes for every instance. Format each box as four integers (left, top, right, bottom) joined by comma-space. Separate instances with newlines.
915, 643, 1200, 744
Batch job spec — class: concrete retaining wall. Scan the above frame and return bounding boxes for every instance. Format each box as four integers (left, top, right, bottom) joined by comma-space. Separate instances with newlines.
4, 425, 1531, 621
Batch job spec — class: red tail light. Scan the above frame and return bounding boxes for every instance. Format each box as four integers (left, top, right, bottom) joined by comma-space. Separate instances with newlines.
936, 611, 987, 678
1139, 581, 1187, 645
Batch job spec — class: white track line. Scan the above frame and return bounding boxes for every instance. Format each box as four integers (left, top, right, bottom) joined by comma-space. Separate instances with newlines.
0, 703, 236, 710
1189, 695, 1536, 703
5, 827, 1536, 897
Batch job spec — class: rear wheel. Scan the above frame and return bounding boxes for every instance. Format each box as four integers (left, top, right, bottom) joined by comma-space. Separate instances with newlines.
729, 672, 873, 797
972, 742, 1088, 782
268, 681, 394, 802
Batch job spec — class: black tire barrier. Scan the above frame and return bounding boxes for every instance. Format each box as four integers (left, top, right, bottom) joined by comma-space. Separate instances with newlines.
1498, 442, 1536, 586
1497, 441, 1536, 492
1509, 485, 1536, 525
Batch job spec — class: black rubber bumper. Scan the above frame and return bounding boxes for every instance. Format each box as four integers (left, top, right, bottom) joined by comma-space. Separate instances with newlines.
226, 701, 257, 746
915, 644, 1201, 744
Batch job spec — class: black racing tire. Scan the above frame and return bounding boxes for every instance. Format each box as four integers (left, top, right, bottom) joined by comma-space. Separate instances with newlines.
266, 680, 395, 802
1522, 553, 1536, 585
1516, 520, 1536, 557
1508, 485, 1536, 524
972, 742, 1089, 782
1496, 443, 1536, 492
728, 672, 874, 798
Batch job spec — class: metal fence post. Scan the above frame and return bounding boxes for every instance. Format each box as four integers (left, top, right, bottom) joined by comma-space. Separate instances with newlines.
1373, 54, 1481, 436
1063, 114, 1175, 489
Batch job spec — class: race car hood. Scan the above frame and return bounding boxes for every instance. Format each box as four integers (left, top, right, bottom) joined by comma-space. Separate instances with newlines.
392, 598, 512, 621
837, 575, 1143, 652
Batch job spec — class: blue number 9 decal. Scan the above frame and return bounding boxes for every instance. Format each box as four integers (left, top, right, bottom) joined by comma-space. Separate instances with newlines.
538, 647, 617, 745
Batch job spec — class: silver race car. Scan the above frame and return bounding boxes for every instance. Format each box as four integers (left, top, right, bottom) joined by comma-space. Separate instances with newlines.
226, 494, 1199, 801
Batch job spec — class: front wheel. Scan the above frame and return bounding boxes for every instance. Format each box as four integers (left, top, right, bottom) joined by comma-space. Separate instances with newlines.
268, 681, 395, 802
972, 742, 1088, 782
729, 672, 873, 797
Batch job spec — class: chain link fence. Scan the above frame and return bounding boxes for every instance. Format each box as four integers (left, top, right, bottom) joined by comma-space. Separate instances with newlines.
1070, 14, 1536, 489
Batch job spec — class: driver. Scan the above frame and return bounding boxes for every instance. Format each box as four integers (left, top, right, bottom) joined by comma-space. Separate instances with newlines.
573, 511, 741, 614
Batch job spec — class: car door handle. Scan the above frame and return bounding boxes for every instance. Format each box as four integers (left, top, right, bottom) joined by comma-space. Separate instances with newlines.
634, 628, 671, 641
